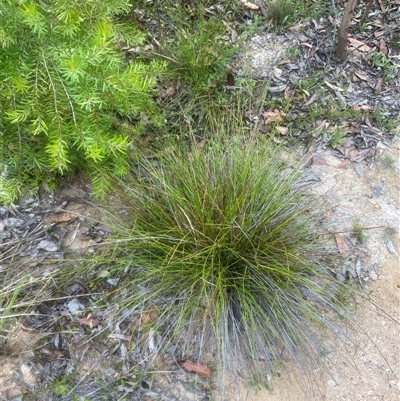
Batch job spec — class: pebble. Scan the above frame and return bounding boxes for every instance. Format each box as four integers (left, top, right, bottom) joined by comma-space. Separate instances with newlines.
67, 298, 85, 314
367, 198, 380, 208
369, 271, 378, 281
37, 239, 58, 252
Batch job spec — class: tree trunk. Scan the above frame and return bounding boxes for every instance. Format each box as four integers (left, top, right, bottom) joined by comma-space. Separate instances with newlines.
335, 0, 358, 60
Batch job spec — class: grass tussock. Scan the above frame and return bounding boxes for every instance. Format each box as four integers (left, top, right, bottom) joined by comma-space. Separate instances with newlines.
95, 128, 349, 386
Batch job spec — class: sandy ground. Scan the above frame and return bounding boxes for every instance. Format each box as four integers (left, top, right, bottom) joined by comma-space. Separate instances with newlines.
236, 145, 400, 401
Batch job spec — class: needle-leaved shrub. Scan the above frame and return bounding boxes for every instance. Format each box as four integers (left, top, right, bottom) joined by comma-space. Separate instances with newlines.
0, 0, 164, 202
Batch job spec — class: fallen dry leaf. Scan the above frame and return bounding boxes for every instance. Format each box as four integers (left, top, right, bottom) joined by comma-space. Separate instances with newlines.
349, 148, 371, 162
334, 233, 350, 257
178, 360, 212, 378
354, 71, 369, 81
222, 21, 238, 43
262, 109, 286, 124
288, 22, 309, 32
379, 38, 388, 56
44, 212, 78, 224
324, 80, 344, 92
311, 155, 326, 165
39, 348, 64, 359
348, 37, 372, 52
277, 58, 292, 65
160, 85, 175, 99
334, 160, 350, 169
240, 0, 259, 9
353, 105, 371, 112
375, 78, 383, 93
78, 316, 99, 328
304, 93, 318, 106
226, 65, 235, 86
141, 310, 158, 326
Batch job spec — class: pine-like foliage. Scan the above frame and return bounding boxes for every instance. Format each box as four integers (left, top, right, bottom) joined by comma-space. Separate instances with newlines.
0, 0, 164, 202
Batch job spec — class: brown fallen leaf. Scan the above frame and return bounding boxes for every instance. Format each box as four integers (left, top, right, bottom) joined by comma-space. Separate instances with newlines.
311, 155, 326, 165
277, 58, 292, 65
222, 21, 238, 43
178, 360, 211, 378
379, 38, 388, 56
348, 37, 372, 52
324, 80, 344, 92
304, 92, 318, 106
334, 233, 350, 257
354, 71, 369, 81
239, 0, 259, 9
39, 348, 64, 359
334, 160, 350, 169
375, 78, 383, 93
160, 85, 175, 99
349, 148, 372, 162
78, 316, 99, 328
353, 105, 371, 112
374, 30, 384, 39
288, 22, 309, 32
226, 65, 235, 86
262, 109, 286, 124
141, 310, 158, 326
44, 212, 78, 224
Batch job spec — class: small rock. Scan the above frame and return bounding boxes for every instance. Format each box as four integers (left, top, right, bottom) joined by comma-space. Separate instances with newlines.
383, 236, 396, 254
67, 298, 85, 314
0, 207, 9, 217
106, 278, 119, 286
37, 240, 58, 252
20, 364, 36, 387
0, 218, 24, 231
353, 162, 364, 177
369, 271, 378, 281
370, 186, 385, 198
312, 155, 326, 165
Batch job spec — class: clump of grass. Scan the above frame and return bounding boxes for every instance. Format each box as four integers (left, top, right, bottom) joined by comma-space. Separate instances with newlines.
351, 220, 367, 244
96, 125, 350, 388
380, 154, 396, 170
266, 0, 295, 28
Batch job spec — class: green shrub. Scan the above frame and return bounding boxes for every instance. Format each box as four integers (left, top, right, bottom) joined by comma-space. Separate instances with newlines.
164, 17, 236, 94
97, 129, 349, 386
0, 0, 165, 202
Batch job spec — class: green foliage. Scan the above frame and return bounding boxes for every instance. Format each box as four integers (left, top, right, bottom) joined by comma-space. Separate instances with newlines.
0, 0, 165, 202
326, 126, 347, 149
164, 16, 236, 94
266, 0, 295, 29
380, 154, 396, 170
368, 51, 398, 82
95, 121, 349, 387
351, 220, 366, 244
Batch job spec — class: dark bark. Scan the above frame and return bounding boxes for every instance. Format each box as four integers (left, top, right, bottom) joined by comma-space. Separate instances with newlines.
335, 0, 358, 60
